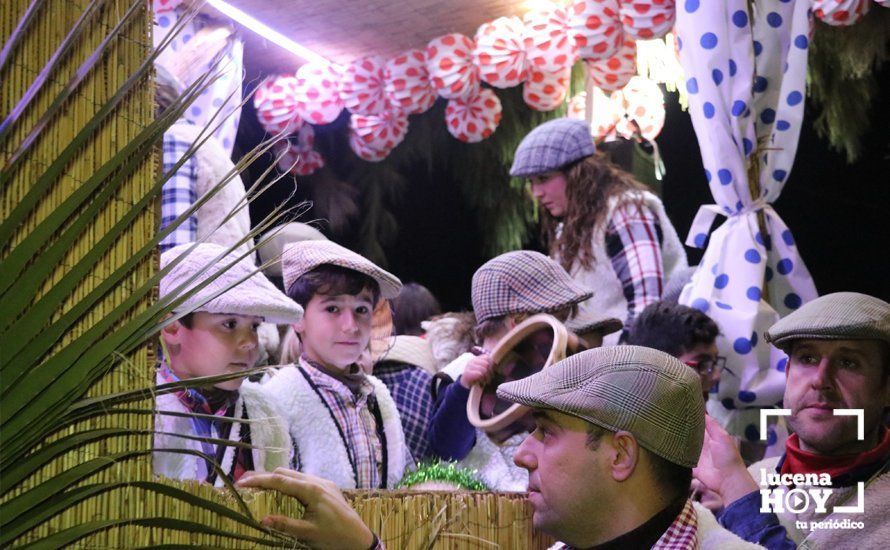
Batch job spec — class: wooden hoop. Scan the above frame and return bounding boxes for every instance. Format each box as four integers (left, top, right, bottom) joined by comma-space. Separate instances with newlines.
467, 314, 569, 432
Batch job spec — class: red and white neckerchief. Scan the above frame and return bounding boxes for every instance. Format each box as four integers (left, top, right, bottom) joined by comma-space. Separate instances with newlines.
652, 498, 698, 550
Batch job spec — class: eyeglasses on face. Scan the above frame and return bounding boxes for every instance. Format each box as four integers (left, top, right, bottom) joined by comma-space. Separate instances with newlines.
684, 356, 726, 376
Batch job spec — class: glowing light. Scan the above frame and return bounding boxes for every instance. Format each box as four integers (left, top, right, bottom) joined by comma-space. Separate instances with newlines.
205, 0, 329, 66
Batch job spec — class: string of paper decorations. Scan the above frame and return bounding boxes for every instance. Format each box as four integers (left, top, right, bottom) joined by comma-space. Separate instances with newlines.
246, 0, 884, 175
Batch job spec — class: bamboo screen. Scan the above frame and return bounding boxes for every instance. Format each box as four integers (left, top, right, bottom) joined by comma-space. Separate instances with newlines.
1, 0, 158, 547
1, 1, 551, 547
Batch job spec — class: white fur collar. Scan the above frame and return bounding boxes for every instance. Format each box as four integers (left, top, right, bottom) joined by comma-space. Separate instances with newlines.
250, 361, 406, 489
153, 371, 292, 485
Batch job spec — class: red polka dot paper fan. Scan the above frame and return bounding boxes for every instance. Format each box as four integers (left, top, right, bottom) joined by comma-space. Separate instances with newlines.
444, 88, 502, 143
616, 76, 664, 140
568, 0, 623, 62
473, 16, 528, 89
253, 76, 303, 136
348, 110, 409, 161
340, 55, 388, 116
813, 0, 870, 26
585, 34, 636, 92
523, 67, 571, 112
590, 88, 624, 140
152, 0, 184, 14
293, 123, 316, 151
273, 137, 325, 176
348, 132, 390, 162
294, 63, 345, 125
619, 1, 676, 40
523, 5, 578, 74
566, 89, 622, 141
426, 33, 480, 100
384, 49, 436, 115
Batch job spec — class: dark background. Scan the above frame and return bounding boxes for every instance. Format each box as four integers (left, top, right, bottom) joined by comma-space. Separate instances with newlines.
238, 65, 890, 312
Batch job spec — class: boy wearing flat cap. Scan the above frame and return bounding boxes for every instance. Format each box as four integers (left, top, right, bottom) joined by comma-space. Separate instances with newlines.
499, 346, 763, 549
248, 240, 409, 489
693, 292, 890, 549
154, 243, 303, 485
427, 250, 593, 491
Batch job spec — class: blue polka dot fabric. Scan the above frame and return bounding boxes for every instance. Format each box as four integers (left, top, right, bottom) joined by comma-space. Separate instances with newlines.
676, 1, 818, 439
153, 6, 244, 156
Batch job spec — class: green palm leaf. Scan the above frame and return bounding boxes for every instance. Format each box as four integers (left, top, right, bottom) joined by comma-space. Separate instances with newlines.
0, 0, 45, 75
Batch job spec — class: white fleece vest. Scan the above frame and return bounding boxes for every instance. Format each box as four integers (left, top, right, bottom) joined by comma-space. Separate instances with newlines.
441, 354, 529, 492
250, 361, 407, 489
166, 122, 253, 260
560, 190, 687, 346
749, 455, 890, 549
152, 376, 292, 486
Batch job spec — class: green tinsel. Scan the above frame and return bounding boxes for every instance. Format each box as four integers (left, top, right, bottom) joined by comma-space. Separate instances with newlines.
808, 9, 890, 163
397, 460, 489, 491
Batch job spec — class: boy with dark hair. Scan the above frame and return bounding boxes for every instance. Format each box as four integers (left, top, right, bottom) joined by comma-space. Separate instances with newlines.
154, 243, 303, 485
248, 240, 409, 489
627, 300, 724, 401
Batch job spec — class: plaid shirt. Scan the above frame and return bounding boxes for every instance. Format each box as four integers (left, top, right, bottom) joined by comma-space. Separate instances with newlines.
159, 131, 199, 251
555, 498, 698, 550
299, 360, 384, 489
653, 498, 698, 549
156, 362, 251, 482
373, 361, 434, 462
605, 202, 665, 338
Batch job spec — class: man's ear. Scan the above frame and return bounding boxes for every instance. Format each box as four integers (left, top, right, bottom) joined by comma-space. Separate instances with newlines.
608, 430, 639, 482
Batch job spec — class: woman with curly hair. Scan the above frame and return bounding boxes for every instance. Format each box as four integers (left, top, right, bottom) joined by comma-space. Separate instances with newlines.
510, 118, 688, 344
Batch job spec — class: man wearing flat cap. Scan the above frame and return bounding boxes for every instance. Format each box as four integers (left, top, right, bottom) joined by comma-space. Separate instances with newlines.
238, 346, 762, 548
694, 292, 890, 549
498, 346, 762, 549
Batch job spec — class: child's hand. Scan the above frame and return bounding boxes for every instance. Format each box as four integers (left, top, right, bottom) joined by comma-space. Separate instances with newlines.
460, 353, 496, 389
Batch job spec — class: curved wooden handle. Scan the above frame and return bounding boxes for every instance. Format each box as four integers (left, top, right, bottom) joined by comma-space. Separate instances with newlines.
467, 314, 569, 432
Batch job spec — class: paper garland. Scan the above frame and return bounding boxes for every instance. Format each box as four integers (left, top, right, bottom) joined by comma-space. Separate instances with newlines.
616, 76, 665, 140
294, 63, 345, 125
445, 88, 503, 143
474, 17, 528, 88
812, 0, 871, 25
523, 66, 571, 111
340, 56, 389, 116
253, 0, 878, 164
619, 0, 676, 40
253, 76, 303, 135
426, 33, 480, 100
384, 49, 437, 115
349, 110, 410, 161
274, 125, 325, 176
585, 34, 637, 91
523, 5, 578, 74
569, 0, 623, 61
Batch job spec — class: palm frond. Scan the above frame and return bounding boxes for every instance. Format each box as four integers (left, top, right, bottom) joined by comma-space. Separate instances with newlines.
0, 0, 104, 146
0, 2, 302, 546
0, 0, 45, 75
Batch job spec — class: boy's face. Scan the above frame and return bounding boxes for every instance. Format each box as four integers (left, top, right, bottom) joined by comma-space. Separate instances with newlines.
163, 312, 262, 391
296, 289, 375, 371
678, 341, 721, 399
